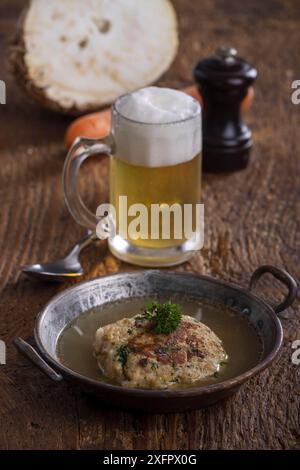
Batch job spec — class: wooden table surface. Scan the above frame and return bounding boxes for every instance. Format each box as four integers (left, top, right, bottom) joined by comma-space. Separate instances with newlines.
0, 0, 300, 450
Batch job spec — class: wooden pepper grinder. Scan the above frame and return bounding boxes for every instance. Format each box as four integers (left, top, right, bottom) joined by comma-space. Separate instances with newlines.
194, 47, 257, 172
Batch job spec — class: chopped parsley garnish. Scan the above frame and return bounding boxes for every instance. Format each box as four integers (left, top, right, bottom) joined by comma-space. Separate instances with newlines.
141, 300, 182, 335
219, 360, 228, 366
116, 345, 130, 367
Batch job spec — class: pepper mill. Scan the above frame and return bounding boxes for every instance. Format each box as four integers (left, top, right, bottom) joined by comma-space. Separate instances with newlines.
194, 47, 257, 172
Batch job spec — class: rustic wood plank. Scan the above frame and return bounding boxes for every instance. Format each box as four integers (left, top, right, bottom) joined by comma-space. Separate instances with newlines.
0, 0, 299, 450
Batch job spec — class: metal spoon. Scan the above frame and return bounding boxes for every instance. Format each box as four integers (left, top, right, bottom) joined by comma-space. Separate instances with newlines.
21, 231, 97, 282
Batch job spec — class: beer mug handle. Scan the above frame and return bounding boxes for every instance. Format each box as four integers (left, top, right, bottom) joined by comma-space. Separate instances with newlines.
63, 136, 114, 229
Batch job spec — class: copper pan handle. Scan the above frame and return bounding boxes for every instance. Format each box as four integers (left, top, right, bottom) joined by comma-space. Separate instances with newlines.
249, 265, 298, 314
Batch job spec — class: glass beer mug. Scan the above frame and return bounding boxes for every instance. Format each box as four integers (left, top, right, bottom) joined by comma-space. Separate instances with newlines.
63, 87, 202, 267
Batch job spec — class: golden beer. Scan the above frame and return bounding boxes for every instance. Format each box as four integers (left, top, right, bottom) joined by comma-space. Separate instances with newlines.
64, 86, 202, 267
110, 153, 201, 250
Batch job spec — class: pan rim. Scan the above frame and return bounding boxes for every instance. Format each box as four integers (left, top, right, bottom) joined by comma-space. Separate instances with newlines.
34, 270, 283, 398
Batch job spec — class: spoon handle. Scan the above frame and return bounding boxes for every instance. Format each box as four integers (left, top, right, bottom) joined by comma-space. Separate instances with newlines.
66, 230, 98, 259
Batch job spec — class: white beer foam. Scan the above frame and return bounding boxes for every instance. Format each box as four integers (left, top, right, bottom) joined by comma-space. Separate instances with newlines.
112, 87, 201, 167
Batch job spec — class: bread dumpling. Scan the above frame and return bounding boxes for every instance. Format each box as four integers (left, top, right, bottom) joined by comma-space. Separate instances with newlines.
94, 313, 227, 389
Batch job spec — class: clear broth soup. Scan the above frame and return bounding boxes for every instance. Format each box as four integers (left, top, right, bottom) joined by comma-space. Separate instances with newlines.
57, 296, 263, 388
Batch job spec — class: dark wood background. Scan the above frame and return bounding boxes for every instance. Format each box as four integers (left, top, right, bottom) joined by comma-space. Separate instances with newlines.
0, 0, 299, 450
